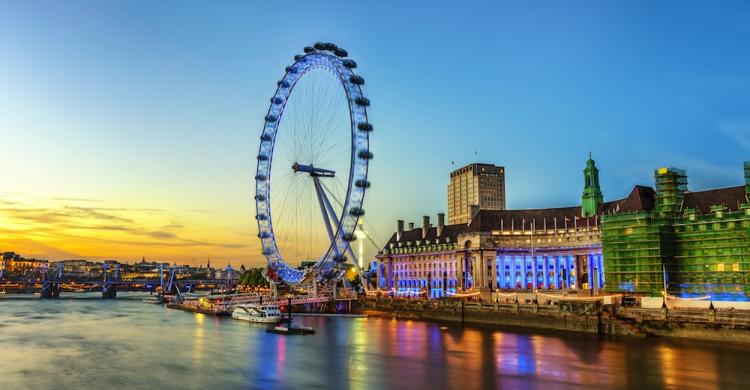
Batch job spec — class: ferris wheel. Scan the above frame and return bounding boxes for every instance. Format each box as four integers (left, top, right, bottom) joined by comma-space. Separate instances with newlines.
254, 42, 372, 287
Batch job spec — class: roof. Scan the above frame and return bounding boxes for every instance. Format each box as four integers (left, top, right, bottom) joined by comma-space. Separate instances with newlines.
380, 184, 749, 251
382, 223, 471, 247
468, 205, 587, 231
599, 185, 656, 215
469, 185, 657, 231
450, 163, 503, 177
383, 185, 657, 248
683, 185, 747, 213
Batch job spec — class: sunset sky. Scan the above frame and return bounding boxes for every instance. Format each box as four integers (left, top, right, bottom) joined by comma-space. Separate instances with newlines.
1, 1, 749, 267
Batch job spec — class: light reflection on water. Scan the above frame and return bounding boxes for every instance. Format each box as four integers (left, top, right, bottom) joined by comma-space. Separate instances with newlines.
1, 293, 749, 389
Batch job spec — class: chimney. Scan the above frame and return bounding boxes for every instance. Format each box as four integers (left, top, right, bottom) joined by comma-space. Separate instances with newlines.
422, 216, 430, 239
408, 222, 415, 230
437, 213, 445, 236
397, 220, 404, 241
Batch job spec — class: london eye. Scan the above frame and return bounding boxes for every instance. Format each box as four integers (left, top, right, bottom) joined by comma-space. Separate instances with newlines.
254, 42, 372, 288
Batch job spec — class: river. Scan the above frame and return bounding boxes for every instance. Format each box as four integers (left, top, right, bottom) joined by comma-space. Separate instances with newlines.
1, 293, 748, 389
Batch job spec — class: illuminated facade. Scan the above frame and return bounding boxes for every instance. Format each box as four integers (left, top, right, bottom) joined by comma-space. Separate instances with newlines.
378, 158, 750, 300
377, 156, 651, 298
447, 163, 506, 225
376, 214, 467, 297
56, 259, 100, 277
602, 162, 750, 299
1, 252, 48, 275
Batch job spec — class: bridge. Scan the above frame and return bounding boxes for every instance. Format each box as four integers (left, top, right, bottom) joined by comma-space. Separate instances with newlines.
0, 264, 237, 299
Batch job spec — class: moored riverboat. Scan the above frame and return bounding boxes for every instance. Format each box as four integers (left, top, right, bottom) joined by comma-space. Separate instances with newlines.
231, 303, 282, 323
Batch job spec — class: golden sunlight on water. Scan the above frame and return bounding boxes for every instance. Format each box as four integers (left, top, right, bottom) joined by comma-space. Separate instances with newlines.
193, 312, 205, 362
1, 294, 750, 389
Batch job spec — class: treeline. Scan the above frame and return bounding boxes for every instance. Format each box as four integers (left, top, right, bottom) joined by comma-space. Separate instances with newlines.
238, 265, 373, 292
238, 267, 268, 288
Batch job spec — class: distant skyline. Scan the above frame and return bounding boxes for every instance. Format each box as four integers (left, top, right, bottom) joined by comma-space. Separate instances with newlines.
1, 1, 749, 266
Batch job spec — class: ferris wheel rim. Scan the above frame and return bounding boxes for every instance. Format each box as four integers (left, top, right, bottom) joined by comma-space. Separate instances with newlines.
254, 43, 371, 285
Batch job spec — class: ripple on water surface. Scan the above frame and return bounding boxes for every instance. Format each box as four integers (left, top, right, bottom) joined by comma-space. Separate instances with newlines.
2, 293, 750, 389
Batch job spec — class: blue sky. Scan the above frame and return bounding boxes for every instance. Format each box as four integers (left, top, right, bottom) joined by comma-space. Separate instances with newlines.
0, 1, 749, 264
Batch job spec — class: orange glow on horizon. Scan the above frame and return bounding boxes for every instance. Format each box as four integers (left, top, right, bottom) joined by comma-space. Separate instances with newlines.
0, 194, 264, 267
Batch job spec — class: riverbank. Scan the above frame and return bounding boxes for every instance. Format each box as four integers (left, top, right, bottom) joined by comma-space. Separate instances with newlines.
618, 306, 750, 343
359, 297, 750, 344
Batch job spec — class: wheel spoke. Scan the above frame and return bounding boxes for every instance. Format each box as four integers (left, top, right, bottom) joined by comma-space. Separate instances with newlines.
255, 46, 371, 287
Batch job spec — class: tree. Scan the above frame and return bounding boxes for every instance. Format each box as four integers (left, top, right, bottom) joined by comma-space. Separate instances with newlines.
239, 267, 268, 289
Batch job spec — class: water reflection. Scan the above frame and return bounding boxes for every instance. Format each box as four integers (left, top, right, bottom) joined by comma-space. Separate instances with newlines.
193, 312, 205, 362
1, 294, 750, 389
348, 318, 370, 390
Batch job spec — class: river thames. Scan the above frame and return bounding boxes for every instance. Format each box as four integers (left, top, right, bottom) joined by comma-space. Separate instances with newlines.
1, 293, 749, 389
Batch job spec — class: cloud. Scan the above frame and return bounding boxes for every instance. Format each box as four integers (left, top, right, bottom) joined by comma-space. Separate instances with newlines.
719, 121, 750, 151
64, 206, 135, 224
148, 231, 177, 240
53, 232, 250, 249
0, 202, 249, 252
0, 206, 134, 225
52, 197, 105, 203
0, 236, 81, 259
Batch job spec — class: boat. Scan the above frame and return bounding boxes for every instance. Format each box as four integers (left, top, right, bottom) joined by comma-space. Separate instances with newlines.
142, 295, 163, 304
0, 290, 5, 295
168, 301, 230, 316
261, 297, 314, 335
231, 303, 283, 323
181, 292, 205, 300
266, 325, 315, 335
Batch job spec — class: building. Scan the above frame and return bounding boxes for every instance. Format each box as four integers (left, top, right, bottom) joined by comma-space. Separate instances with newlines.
447, 163, 506, 225
602, 162, 750, 300
380, 159, 750, 301
213, 264, 241, 281
55, 259, 100, 278
132, 258, 170, 273
1, 252, 48, 275
376, 155, 650, 298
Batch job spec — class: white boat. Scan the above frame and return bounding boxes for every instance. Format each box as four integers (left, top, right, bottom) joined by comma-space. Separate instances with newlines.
231, 303, 282, 323
142, 295, 163, 304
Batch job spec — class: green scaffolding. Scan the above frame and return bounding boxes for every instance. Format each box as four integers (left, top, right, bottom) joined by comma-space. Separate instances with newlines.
602, 211, 672, 295
671, 206, 750, 296
655, 167, 688, 218
603, 164, 750, 298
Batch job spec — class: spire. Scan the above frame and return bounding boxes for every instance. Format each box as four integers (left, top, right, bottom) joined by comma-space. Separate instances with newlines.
581, 153, 603, 218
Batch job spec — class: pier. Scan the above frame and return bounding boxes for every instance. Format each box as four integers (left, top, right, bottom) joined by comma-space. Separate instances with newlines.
167, 289, 359, 316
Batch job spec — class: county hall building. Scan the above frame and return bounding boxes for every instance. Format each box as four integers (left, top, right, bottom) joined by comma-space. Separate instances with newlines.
376, 158, 750, 303
375, 156, 653, 298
